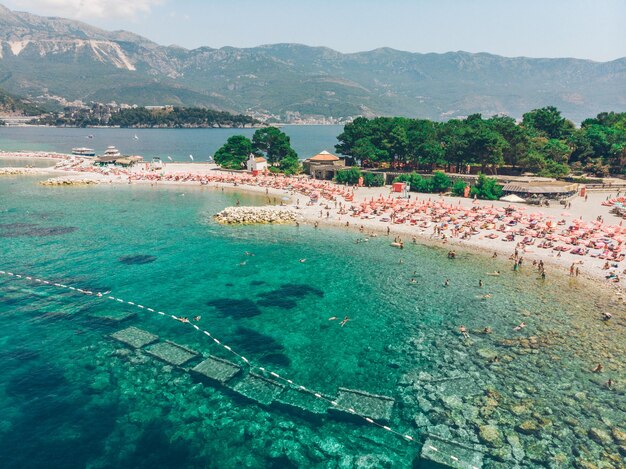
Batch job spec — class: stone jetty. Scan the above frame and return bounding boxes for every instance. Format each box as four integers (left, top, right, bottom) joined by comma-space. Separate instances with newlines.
214, 206, 297, 224
0, 167, 42, 176
40, 176, 100, 186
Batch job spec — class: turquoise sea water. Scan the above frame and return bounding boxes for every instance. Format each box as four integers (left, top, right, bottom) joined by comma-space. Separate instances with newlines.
0, 125, 343, 162
0, 175, 625, 468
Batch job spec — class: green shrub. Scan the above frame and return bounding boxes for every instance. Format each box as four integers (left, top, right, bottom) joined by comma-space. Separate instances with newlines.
430, 171, 452, 193
393, 172, 451, 193
452, 179, 469, 196
470, 173, 503, 200
335, 167, 362, 185
362, 172, 385, 187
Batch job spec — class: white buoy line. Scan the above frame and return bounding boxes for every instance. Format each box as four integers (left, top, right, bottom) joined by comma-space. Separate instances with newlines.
0, 269, 481, 468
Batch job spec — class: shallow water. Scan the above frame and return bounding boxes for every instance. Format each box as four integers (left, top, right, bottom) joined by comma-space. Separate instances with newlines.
0, 157, 57, 168
0, 177, 624, 468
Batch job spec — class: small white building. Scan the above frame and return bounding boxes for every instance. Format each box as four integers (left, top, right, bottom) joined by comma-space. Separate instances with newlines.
246, 153, 268, 172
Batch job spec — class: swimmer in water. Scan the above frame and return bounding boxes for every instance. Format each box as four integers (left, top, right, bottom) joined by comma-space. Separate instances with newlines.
459, 325, 470, 339
193, 316, 201, 322
340, 316, 350, 327
479, 279, 483, 288
482, 294, 493, 299
239, 261, 247, 266
409, 278, 417, 284
592, 364, 603, 373
483, 327, 492, 334
299, 259, 306, 263
486, 271, 500, 276
328, 316, 338, 321
513, 322, 526, 331
444, 279, 450, 287
602, 312, 612, 321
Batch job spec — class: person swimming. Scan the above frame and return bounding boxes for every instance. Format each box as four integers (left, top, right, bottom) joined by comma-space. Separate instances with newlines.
486, 271, 500, 276
444, 279, 450, 287
340, 316, 350, 327
459, 325, 470, 339
328, 316, 338, 321
513, 322, 526, 331
299, 258, 306, 263
193, 315, 201, 322
479, 279, 483, 287
592, 364, 603, 373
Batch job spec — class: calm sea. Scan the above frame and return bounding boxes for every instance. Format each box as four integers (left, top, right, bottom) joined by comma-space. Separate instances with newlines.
0, 125, 343, 162
0, 168, 624, 465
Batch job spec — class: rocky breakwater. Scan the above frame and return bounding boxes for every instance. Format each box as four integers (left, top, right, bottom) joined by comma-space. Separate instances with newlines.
214, 206, 298, 225
40, 176, 100, 186
0, 168, 42, 176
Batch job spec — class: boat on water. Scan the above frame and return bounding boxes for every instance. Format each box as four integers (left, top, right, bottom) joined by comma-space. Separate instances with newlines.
71, 147, 96, 157
103, 146, 121, 158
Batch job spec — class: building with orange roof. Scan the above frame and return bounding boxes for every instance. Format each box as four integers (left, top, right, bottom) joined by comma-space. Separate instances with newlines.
303, 150, 346, 179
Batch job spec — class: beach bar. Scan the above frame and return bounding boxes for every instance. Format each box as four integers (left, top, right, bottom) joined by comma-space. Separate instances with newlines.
501, 181, 578, 201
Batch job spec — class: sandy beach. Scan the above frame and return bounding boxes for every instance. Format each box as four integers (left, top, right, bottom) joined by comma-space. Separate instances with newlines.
4, 152, 626, 294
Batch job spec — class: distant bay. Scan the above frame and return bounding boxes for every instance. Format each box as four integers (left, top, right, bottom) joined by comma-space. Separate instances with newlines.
0, 125, 343, 162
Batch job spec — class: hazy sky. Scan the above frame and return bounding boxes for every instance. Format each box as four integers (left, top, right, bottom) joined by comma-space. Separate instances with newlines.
7, 0, 626, 61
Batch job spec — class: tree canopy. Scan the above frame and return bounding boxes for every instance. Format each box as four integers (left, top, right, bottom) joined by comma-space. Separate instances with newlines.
214, 135, 252, 169
335, 108, 626, 177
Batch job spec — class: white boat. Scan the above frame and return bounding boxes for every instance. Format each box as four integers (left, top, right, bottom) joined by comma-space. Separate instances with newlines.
150, 157, 163, 170
103, 146, 121, 158
72, 147, 96, 156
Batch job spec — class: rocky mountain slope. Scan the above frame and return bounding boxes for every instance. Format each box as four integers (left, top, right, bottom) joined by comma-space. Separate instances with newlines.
0, 4, 624, 122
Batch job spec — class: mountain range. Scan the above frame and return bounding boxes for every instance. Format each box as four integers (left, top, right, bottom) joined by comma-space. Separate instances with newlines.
0, 3, 625, 123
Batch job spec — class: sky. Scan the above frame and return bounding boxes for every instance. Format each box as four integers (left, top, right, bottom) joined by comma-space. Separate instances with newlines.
5, 0, 626, 61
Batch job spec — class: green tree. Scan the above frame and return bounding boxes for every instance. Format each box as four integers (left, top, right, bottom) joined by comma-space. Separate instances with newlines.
279, 154, 302, 175
214, 135, 253, 169
252, 127, 298, 165
522, 106, 574, 140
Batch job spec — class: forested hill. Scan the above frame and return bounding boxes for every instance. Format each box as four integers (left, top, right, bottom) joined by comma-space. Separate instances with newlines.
0, 4, 625, 122
31, 106, 258, 128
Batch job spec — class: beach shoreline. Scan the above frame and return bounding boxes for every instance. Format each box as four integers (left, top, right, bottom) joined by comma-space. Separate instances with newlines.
2, 151, 626, 297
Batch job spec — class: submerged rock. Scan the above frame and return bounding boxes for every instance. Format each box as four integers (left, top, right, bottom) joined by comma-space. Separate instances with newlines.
588, 427, 612, 446
516, 420, 540, 435
612, 427, 626, 444
479, 425, 503, 448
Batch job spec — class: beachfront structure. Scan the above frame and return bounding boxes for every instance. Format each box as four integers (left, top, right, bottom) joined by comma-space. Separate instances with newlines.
303, 150, 345, 179
246, 154, 268, 172
94, 146, 143, 166
502, 181, 578, 200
